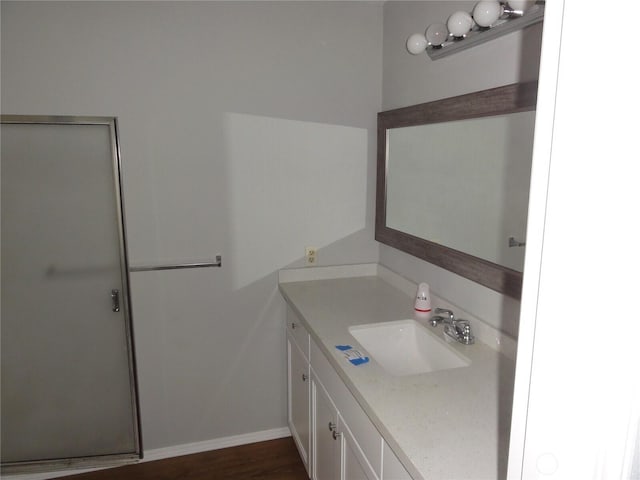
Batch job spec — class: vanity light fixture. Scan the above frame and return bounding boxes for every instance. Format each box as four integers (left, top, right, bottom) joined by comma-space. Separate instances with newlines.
406, 0, 544, 60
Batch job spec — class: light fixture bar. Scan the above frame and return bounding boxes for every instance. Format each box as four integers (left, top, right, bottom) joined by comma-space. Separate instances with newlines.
427, 3, 544, 60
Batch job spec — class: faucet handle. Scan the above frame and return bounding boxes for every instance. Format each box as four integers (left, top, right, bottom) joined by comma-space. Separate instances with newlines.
434, 308, 455, 322
456, 320, 475, 345
429, 315, 445, 327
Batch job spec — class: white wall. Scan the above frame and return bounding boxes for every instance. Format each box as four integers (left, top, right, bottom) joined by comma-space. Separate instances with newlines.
381, 1, 543, 338
509, 0, 640, 477
1, 1, 382, 451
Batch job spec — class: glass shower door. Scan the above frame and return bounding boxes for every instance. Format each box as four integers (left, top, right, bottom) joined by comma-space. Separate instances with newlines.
1, 117, 141, 468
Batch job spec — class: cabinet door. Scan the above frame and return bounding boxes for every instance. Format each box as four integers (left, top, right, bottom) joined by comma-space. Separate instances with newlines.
339, 414, 379, 480
312, 377, 340, 480
288, 335, 310, 472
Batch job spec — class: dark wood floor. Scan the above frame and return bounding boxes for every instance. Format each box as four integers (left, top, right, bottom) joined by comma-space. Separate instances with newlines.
59, 437, 309, 480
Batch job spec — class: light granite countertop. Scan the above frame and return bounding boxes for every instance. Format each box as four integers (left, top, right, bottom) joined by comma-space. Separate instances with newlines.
279, 265, 515, 480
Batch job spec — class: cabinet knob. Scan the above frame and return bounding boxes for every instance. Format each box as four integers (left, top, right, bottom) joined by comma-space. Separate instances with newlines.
291, 322, 296, 329
302, 373, 308, 382
332, 430, 342, 440
328, 421, 336, 432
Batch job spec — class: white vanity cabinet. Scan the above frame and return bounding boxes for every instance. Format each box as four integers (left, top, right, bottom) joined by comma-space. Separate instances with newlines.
287, 309, 310, 474
286, 306, 412, 480
310, 336, 379, 480
281, 270, 511, 480
311, 372, 377, 480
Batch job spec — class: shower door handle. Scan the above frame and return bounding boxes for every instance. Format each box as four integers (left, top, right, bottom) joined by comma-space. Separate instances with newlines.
111, 289, 120, 312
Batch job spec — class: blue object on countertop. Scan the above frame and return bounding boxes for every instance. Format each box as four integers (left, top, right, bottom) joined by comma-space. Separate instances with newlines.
349, 356, 369, 366
336, 345, 369, 366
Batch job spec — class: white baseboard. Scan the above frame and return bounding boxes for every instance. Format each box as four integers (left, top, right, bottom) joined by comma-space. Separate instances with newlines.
2, 427, 292, 480
143, 426, 291, 462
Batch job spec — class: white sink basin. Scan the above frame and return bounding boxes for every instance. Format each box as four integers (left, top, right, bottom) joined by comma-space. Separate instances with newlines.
348, 319, 470, 376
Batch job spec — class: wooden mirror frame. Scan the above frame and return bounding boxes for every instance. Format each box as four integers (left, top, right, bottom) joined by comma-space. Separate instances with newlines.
375, 82, 538, 299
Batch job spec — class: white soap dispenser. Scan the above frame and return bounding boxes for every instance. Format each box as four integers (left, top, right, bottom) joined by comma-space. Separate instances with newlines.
414, 282, 432, 319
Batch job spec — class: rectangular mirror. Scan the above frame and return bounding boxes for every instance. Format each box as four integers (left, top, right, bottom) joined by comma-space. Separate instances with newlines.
376, 82, 538, 298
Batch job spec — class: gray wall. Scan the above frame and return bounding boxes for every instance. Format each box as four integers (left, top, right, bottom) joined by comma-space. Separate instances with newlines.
2, 0, 543, 455
380, 1, 543, 337
1, 1, 382, 450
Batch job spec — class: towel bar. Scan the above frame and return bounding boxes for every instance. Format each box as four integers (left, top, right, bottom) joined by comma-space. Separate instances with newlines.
129, 255, 222, 272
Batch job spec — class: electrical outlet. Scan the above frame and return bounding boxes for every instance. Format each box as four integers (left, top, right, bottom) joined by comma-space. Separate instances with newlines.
305, 247, 317, 265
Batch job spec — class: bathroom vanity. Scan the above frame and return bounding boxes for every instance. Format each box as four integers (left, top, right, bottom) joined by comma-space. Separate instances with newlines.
280, 264, 516, 480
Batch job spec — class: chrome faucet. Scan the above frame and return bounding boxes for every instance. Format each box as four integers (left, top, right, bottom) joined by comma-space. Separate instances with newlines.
430, 308, 475, 345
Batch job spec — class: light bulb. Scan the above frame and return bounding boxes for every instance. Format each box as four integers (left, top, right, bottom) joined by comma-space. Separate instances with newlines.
447, 11, 474, 38
425, 23, 449, 47
506, 0, 535, 14
473, 1, 503, 27
406, 33, 428, 54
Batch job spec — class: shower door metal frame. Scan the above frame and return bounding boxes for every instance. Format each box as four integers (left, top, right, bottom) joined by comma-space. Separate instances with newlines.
1, 115, 143, 472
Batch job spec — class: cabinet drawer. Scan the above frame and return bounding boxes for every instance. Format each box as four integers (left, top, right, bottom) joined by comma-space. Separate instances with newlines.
287, 307, 309, 360
311, 338, 383, 478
